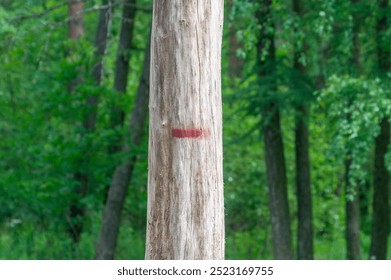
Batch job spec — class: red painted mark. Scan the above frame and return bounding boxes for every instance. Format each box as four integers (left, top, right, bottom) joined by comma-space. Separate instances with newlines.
172, 128, 209, 139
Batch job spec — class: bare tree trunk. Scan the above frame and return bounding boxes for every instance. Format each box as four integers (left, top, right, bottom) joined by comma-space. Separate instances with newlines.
370, 0, 390, 260
145, 0, 225, 260
345, 0, 361, 260
257, 0, 292, 260
293, 0, 313, 260
95, 41, 150, 259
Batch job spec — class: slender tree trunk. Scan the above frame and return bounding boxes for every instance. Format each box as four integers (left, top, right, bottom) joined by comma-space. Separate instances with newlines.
295, 105, 313, 259
95, 41, 150, 259
112, 0, 137, 122
67, 0, 85, 244
345, 0, 361, 260
370, 0, 390, 260
101, 0, 137, 205
292, 0, 313, 260
345, 158, 361, 259
145, 0, 225, 260
370, 118, 390, 259
227, 0, 243, 78
67, 0, 84, 93
228, 29, 243, 78
68, 0, 113, 244
257, 0, 292, 260
68, 0, 84, 40
86, 0, 113, 131
262, 104, 292, 260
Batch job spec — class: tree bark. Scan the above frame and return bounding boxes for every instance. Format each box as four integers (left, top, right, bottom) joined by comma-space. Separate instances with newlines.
95, 41, 150, 260
257, 0, 293, 260
370, 0, 390, 260
293, 0, 313, 260
345, 0, 361, 260
145, 0, 225, 260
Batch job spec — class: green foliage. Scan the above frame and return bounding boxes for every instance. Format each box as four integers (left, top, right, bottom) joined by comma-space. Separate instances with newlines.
319, 75, 391, 187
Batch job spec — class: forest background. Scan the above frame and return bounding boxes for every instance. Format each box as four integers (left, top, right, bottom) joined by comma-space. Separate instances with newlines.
0, 0, 390, 260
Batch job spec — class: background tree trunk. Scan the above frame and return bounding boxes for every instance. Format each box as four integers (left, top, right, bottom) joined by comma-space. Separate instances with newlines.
345, 0, 361, 260
95, 40, 150, 260
67, 0, 84, 93
257, 0, 293, 260
86, 0, 113, 131
293, 0, 313, 260
227, 0, 243, 79
68, 0, 84, 40
104, 0, 137, 204
112, 0, 137, 130
67, 0, 85, 244
369, 0, 390, 260
295, 105, 313, 259
68, 0, 113, 244
345, 158, 361, 259
145, 0, 225, 260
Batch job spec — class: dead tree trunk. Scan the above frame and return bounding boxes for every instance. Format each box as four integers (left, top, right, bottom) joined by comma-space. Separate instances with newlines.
145, 0, 225, 260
